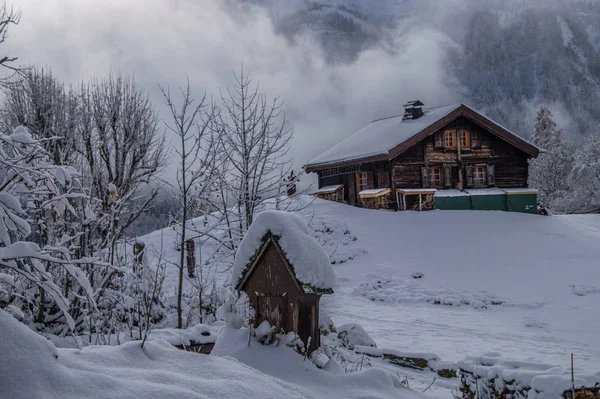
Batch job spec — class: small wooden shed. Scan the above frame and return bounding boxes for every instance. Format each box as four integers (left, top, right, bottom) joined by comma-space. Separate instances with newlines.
233, 211, 336, 355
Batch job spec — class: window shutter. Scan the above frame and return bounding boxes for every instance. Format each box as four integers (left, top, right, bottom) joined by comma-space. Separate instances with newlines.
487, 164, 496, 186
444, 165, 452, 187
434, 132, 444, 149
465, 166, 474, 187
471, 131, 481, 148
421, 167, 430, 188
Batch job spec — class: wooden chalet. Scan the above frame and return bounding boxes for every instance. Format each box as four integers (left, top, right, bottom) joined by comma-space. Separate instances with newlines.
306, 102, 540, 211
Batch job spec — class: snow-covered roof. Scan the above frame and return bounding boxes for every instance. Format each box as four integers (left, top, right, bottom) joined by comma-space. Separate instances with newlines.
397, 188, 438, 194
315, 184, 344, 194
465, 188, 506, 196
306, 103, 539, 169
307, 104, 460, 167
503, 188, 539, 195
358, 188, 391, 198
232, 211, 335, 293
359, 188, 389, 195
435, 190, 469, 198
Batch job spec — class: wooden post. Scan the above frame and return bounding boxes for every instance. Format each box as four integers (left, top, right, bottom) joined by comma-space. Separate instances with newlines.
133, 242, 145, 275
571, 353, 575, 399
419, 194, 422, 212
185, 239, 196, 278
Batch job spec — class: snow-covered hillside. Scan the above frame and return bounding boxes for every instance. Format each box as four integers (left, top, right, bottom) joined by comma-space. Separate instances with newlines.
135, 196, 600, 396
3, 196, 600, 398
312, 201, 599, 354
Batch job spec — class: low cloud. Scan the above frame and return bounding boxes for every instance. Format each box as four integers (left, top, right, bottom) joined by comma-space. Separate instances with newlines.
6, 0, 461, 177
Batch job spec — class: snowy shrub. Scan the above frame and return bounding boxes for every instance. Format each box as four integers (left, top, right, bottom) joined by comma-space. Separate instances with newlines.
310, 218, 365, 265
254, 320, 277, 345
459, 355, 600, 399
319, 310, 337, 336
0, 126, 97, 336
337, 323, 377, 349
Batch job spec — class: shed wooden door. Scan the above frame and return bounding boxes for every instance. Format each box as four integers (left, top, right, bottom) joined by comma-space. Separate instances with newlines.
297, 300, 315, 349
257, 295, 287, 330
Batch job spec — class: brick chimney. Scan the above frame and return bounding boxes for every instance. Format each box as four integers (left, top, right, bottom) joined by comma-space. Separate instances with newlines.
402, 100, 424, 120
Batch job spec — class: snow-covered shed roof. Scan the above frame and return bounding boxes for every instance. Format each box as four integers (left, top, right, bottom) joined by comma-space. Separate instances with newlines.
305, 104, 539, 171
232, 211, 335, 294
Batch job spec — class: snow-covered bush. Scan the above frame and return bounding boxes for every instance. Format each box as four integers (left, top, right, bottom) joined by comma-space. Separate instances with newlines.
0, 126, 96, 334
459, 355, 600, 399
337, 323, 377, 349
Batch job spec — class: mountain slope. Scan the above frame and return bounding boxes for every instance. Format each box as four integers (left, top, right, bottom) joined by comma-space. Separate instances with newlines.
247, 0, 600, 141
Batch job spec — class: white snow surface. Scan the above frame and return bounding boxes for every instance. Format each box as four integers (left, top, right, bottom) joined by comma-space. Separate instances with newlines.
503, 188, 539, 194
434, 189, 469, 197
134, 196, 600, 397
464, 188, 506, 196
307, 104, 460, 166
0, 310, 345, 399
300, 198, 600, 396
211, 324, 421, 399
147, 323, 222, 346
315, 184, 343, 193
337, 323, 377, 348
231, 210, 336, 291
359, 188, 390, 195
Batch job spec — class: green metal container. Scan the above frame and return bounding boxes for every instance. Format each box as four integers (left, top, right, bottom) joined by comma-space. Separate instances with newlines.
435, 195, 472, 210
505, 191, 538, 214
469, 192, 507, 211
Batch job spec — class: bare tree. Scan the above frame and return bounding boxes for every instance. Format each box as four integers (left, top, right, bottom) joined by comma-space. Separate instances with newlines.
2, 66, 78, 166
0, 3, 20, 78
77, 73, 167, 261
218, 67, 293, 238
160, 79, 220, 328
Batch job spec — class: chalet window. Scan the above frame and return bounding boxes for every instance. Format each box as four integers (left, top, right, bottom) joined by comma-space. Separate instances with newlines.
422, 167, 443, 188
487, 165, 496, 186
430, 167, 443, 187
473, 166, 486, 186
358, 171, 368, 192
444, 165, 452, 187
471, 131, 481, 148
444, 130, 456, 148
376, 169, 389, 188
459, 130, 470, 148
434, 131, 444, 148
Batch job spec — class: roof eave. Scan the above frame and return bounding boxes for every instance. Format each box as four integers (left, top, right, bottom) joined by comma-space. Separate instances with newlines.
459, 104, 540, 158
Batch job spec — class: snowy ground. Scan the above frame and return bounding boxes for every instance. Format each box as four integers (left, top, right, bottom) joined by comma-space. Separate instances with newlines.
0, 309, 420, 399
309, 200, 600, 396
136, 197, 600, 397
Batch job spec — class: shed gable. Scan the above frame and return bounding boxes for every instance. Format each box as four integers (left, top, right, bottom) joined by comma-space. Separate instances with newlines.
237, 237, 304, 296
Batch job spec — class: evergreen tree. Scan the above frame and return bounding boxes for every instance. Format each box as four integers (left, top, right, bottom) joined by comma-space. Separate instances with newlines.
528, 106, 574, 211
568, 129, 600, 213
530, 106, 561, 150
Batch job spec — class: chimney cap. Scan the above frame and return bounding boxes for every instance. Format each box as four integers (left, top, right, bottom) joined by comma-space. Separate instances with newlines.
403, 100, 424, 108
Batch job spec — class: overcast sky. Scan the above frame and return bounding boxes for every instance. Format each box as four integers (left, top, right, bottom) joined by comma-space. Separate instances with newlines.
5, 0, 463, 179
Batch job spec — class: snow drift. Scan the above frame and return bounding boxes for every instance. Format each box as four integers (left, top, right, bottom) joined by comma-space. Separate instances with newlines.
0, 310, 315, 398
